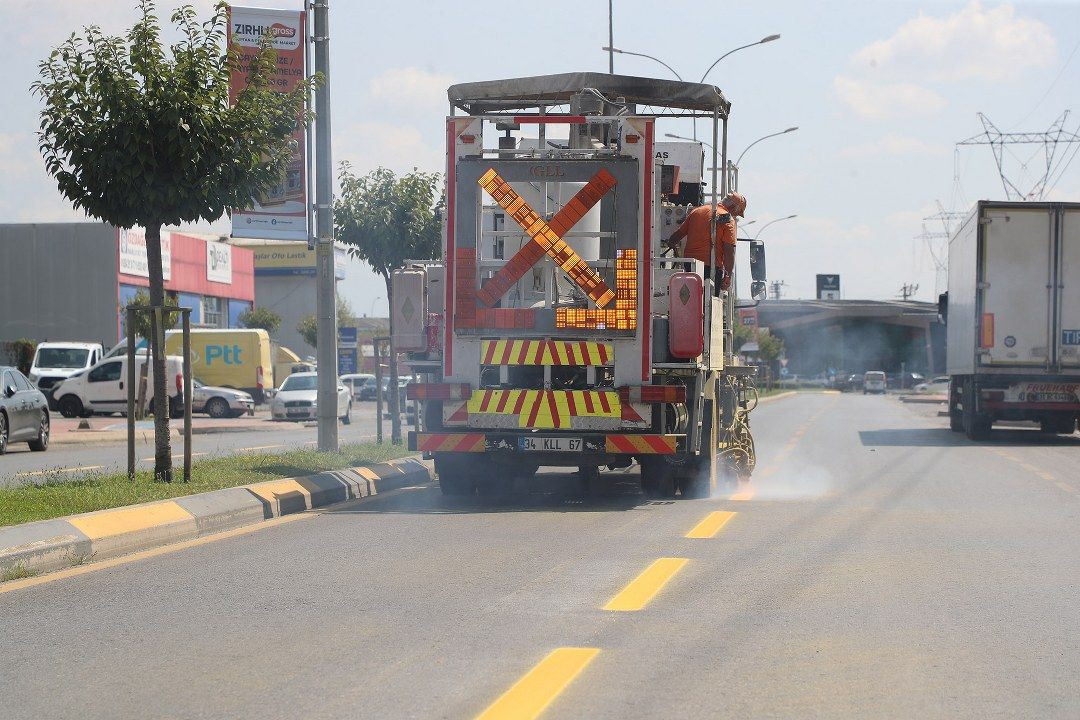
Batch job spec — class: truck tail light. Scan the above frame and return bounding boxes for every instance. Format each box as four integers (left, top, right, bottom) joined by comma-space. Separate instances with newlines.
256, 365, 264, 390
980, 313, 995, 348
407, 383, 471, 401
618, 385, 686, 404
175, 372, 183, 393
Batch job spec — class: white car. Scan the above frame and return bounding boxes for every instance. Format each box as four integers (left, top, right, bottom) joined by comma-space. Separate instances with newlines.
192, 379, 255, 418
914, 376, 950, 394
53, 354, 185, 418
270, 372, 351, 423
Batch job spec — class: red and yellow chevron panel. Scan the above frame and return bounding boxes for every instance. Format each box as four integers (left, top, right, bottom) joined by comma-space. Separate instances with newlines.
467, 389, 620, 429
481, 339, 613, 366
416, 433, 486, 452
477, 168, 616, 308
556, 249, 638, 331
604, 434, 677, 454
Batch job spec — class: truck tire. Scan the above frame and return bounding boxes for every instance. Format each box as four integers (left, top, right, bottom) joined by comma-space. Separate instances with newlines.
1041, 417, 1076, 434
681, 397, 719, 499
435, 453, 478, 496
962, 378, 991, 440
641, 457, 675, 499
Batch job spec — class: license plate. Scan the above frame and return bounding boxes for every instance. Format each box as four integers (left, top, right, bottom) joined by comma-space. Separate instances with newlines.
519, 436, 582, 452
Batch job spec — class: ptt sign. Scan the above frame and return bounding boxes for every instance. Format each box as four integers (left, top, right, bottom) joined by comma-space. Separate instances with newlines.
205, 344, 243, 365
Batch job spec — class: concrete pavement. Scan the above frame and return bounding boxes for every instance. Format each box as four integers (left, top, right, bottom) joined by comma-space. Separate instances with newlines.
2, 392, 1079, 718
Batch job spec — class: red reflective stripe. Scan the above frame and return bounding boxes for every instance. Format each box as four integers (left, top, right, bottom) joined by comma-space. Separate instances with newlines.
454, 434, 481, 451
545, 391, 561, 428
479, 390, 494, 412
583, 391, 596, 414
482, 342, 497, 364
642, 120, 653, 381
565, 342, 577, 365
566, 391, 578, 417
597, 343, 609, 365
578, 340, 590, 364
608, 435, 636, 453
512, 390, 529, 415
516, 340, 530, 364
445, 120, 456, 376
495, 390, 512, 413
644, 435, 672, 453
525, 393, 544, 427
598, 392, 611, 414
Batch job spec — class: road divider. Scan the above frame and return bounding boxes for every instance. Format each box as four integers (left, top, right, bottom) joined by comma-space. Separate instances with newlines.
604, 557, 688, 611
0, 456, 431, 580
476, 647, 599, 720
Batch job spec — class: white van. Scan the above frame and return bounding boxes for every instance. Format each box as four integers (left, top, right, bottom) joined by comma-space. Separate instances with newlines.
863, 371, 887, 395
53, 354, 184, 418
28, 342, 105, 405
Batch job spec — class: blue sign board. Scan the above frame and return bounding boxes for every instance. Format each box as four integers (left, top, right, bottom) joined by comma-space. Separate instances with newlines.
338, 347, 358, 375
1063, 330, 1080, 346
338, 326, 357, 345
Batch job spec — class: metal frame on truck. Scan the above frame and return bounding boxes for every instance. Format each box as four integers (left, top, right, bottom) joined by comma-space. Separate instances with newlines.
396, 73, 764, 497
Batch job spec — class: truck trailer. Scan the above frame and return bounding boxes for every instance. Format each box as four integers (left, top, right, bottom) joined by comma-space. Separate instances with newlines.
945, 200, 1080, 439
394, 73, 768, 497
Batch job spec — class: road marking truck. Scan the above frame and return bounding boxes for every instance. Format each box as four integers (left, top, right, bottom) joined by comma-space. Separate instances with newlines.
945, 201, 1080, 438
394, 73, 768, 497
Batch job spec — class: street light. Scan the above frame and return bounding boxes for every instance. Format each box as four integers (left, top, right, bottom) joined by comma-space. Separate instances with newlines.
754, 214, 797, 241
734, 127, 798, 167
601, 46, 682, 80
665, 132, 712, 150
699, 34, 781, 83
369, 296, 382, 318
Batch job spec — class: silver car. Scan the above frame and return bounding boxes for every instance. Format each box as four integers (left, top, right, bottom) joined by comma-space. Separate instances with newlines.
191, 379, 255, 418
270, 372, 351, 423
1, 366, 50, 454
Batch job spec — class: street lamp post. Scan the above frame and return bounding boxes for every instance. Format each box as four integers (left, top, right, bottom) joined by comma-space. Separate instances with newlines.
754, 214, 797, 241
601, 47, 682, 80
735, 127, 798, 167
699, 34, 781, 83
369, 296, 382, 318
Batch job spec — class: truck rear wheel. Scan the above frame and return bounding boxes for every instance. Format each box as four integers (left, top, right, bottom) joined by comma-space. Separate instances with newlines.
641, 457, 675, 499
1041, 417, 1076, 434
435, 453, 480, 496
962, 378, 991, 440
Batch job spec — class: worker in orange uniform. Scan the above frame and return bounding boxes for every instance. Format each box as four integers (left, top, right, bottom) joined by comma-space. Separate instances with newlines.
667, 192, 747, 293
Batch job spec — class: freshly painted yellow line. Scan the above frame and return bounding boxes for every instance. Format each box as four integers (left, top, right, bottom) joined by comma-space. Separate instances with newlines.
69, 500, 193, 540
475, 647, 599, 720
604, 557, 688, 612
0, 512, 313, 595
685, 510, 736, 539
246, 479, 312, 507
14, 465, 104, 478
237, 444, 284, 452
1056, 481, 1076, 494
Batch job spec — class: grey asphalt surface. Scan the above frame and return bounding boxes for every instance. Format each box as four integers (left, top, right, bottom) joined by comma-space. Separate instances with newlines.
0, 403, 410, 487
3, 392, 1080, 718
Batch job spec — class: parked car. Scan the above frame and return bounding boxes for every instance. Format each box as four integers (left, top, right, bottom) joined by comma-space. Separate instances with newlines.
340, 373, 374, 400
270, 372, 351, 423
191, 379, 255, 418
840, 373, 863, 392
27, 341, 105, 408
863, 371, 887, 394
358, 375, 390, 401
0, 366, 50, 454
53, 354, 184, 418
914, 376, 950, 394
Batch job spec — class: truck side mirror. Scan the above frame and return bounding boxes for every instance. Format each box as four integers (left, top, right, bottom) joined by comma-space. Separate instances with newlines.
749, 240, 767, 282
750, 281, 767, 301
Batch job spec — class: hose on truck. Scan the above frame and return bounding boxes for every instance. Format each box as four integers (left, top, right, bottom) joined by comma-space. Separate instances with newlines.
718, 374, 757, 477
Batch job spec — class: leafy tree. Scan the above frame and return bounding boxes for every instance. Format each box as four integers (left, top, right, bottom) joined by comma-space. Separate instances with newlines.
335, 165, 441, 444
10, 339, 38, 377
238, 306, 282, 335
757, 329, 786, 365
296, 298, 355, 350
123, 289, 180, 340
732, 322, 755, 354
33, 1, 315, 481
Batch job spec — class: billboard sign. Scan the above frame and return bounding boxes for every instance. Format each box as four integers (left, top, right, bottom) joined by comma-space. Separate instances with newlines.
206, 242, 233, 284
816, 273, 840, 300
118, 228, 171, 281
338, 326, 357, 346
227, 6, 308, 241
245, 243, 347, 279
338, 347, 358, 375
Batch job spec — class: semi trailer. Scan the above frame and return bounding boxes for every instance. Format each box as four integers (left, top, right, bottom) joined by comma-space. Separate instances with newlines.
945, 201, 1080, 439
394, 72, 768, 497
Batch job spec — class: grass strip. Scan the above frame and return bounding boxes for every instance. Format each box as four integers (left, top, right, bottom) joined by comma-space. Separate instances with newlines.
0, 442, 413, 527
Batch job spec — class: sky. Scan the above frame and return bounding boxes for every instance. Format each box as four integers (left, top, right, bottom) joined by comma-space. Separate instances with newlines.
3, 0, 1080, 313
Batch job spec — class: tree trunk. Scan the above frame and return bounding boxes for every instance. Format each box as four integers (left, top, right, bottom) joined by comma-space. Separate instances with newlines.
384, 273, 401, 445
145, 223, 174, 482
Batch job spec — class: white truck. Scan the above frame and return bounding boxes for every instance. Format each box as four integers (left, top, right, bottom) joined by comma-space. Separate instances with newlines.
52, 354, 185, 418
28, 341, 105, 407
945, 201, 1080, 438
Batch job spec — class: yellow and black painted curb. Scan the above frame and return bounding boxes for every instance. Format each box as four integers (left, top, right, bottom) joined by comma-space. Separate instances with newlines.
0, 456, 432, 578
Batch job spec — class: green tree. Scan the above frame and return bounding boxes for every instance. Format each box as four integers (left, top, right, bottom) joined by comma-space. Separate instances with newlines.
732, 322, 755, 354
123, 289, 180, 340
296, 298, 355, 350
33, 1, 315, 482
757, 329, 786, 366
238, 306, 282, 335
335, 165, 441, 444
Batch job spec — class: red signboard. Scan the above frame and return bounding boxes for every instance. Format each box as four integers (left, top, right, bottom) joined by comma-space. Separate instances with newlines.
227, 5, 308, 241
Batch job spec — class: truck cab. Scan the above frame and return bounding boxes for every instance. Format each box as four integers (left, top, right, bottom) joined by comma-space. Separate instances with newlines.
28, 341, 105, 406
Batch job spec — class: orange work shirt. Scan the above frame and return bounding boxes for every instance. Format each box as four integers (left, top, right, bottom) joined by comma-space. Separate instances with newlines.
678, 205, 736, 265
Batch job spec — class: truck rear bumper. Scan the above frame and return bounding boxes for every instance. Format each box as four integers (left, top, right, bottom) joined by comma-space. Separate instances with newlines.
409, 431, 682, 455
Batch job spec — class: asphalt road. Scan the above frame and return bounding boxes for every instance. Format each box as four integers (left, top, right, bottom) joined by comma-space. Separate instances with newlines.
3, 392, 1080, 719
0, 403, 413, 487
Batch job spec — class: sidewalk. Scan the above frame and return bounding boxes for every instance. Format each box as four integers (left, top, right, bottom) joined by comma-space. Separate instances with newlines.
49, 411, 291, 446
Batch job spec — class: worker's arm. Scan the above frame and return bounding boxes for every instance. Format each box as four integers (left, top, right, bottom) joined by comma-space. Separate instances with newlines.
667, 221, 688, 253
720, 242, 735, 290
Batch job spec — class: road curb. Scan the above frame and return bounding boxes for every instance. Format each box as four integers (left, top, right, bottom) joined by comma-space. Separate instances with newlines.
0, 456, 431, 578
756, 391, 797, 405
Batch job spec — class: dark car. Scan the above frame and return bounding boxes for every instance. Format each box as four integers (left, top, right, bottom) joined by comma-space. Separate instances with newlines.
0, 366, 50, 454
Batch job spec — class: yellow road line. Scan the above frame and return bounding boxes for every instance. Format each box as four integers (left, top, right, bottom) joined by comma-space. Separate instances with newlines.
1056, 481, 1076, 494
69, 500, 193, 540
604, 557, 688, 611
685, 510, 736, 539
14, 465, 103, 477
0, 512, 313, 595
730, 487, 755, 501
475, 647, 599, 720
237, 444, 284, 452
